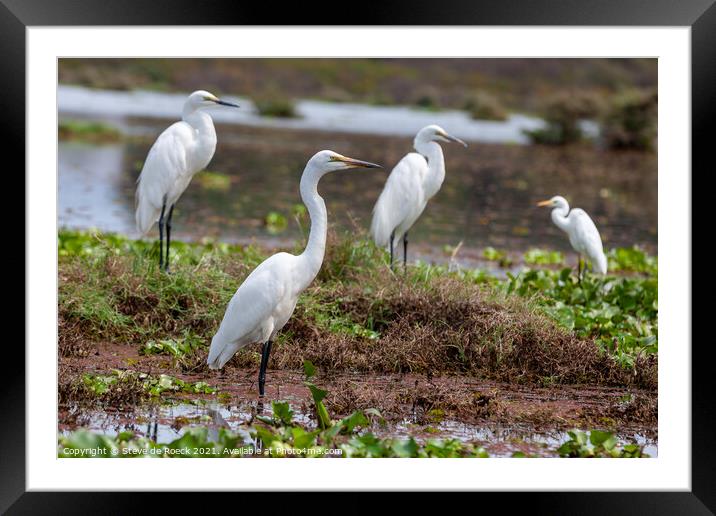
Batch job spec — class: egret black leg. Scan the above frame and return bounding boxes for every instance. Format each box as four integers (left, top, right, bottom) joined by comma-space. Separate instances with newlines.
158, 202, 166, 271
258, 341, 273, 397
403, 231, 409, 272
577, 256, 583, 283
389, 230, 395, 270
164, 204, 175, 273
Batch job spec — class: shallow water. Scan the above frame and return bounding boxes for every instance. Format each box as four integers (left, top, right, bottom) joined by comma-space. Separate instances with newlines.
59, 85, 550, 144
59, 401, 657, 458
58, 117, 657, 260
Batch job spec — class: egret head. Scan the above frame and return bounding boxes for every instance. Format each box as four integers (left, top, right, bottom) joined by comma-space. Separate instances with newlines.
308, 150, 382, 174
185, 90, 240, 111
537, 195, 569, 210
415, 125, 468, 149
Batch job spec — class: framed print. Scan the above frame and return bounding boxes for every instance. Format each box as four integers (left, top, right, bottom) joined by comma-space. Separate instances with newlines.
6, 0, 712, 511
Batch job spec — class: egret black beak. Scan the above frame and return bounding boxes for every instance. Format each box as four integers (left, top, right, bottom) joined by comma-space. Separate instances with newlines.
441, 132, 468, 147
537, 200, 553, 207
336, 156, 383, 169
214, 99, 240, 108
447, 135, 468, 147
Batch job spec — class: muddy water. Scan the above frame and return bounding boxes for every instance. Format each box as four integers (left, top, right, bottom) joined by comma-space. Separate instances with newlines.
58, 400, 657, 458
58, 119, 657, 259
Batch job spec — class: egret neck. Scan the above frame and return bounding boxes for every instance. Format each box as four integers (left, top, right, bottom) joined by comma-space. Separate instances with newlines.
181, 108, 217, 171
415, 140, 446, 200
297, 166, 328, 291
550, 202, 571, 233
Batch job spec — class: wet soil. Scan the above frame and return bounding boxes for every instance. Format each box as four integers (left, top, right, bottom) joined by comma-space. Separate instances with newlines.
58, 340, 657, 456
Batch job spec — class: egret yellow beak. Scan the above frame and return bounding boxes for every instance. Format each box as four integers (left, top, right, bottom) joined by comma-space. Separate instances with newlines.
332, 155, 382, 169
537, 200, 553, 207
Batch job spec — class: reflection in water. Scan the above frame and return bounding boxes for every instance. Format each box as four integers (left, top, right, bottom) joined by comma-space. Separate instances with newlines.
58, 122, 657, 257
59, 401, 658, 458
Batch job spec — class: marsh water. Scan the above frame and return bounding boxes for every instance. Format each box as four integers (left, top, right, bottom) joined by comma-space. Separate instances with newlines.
59, 401, 657, 458
58, 87, 657, 262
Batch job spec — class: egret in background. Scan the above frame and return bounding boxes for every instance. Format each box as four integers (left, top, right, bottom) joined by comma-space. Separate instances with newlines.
370, 124, 467, 270
537, 195, 608, 279
135, 90, 239, 272
207, 150, 381, 396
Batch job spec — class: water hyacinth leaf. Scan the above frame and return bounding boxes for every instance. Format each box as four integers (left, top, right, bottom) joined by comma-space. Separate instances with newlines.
254, 424, 279, 446
272, 401, 294, 425
341, 411, 369, 433
589, 429, 612, 446
291, 427, 320, 449
306, 383, 327, 404
315, 401, 332, 430
391, 438, 419, 458
303, 360, 316, 380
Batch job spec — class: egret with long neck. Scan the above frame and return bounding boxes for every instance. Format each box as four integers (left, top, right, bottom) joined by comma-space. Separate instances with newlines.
370, 124, 467, 270
537, 195, 608, 279
207, 150, 381, 396
135, 90, 239, 272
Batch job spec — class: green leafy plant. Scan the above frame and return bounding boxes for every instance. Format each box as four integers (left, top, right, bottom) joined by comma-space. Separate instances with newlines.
557, 429, 648, 458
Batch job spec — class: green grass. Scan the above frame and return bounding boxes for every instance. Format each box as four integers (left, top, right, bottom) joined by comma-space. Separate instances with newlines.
58, 229, 657, 385
58, 119, 122, 143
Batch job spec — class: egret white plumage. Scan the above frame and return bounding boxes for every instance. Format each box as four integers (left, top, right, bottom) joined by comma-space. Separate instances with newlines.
370, 124, 467, 269
135, 90, 239, 272
207, 150, 382, 396
537, 195, 608, 279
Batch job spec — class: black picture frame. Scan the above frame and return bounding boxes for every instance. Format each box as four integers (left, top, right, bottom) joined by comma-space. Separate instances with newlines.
6, 0, 710, 512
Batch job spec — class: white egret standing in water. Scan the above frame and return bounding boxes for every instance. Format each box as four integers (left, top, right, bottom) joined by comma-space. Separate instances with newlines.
370, 124, 467, 270
135, 90, 239, 272
537, 195, 608, 279
207, 150, 382, 396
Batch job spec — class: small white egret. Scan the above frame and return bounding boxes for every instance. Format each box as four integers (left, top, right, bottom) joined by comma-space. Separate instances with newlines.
207, 150, 382, 396
537, 195, 608, 279
135, 90, 239, 272
370, 124, 467, 269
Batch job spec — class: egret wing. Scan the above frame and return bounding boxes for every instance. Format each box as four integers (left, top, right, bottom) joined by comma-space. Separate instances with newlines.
207, 254, 289, 367
571, 209, 607, 273
135, 123, 191, 234
370, 153, 427, 246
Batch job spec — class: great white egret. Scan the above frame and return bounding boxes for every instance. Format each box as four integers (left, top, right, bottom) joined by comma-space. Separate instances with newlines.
135, 90, 239, 272
207, 150, 382, 396
537, 195, 607, 279
370, 124, 467, 270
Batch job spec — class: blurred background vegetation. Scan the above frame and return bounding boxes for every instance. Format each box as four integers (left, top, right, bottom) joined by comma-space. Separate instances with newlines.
60, 58, 657, 150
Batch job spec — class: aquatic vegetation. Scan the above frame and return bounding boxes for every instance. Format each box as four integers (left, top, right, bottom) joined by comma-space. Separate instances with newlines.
80, 370, 215, 400
463, 91, 508, 121
607, 246, 657, 275
195, 171, 231, 192
483, 246, 513, 267
525, 91, 603, 145
265, 211, 288, 234
58, 119, 122, 143
504, 267, 657, 363
141, 334, 205, 358
253, 93, 298, 118
523, 248, 565, 266
557, 429, 648, 458
58, 370, 649, 459
601, 88, 657, 151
